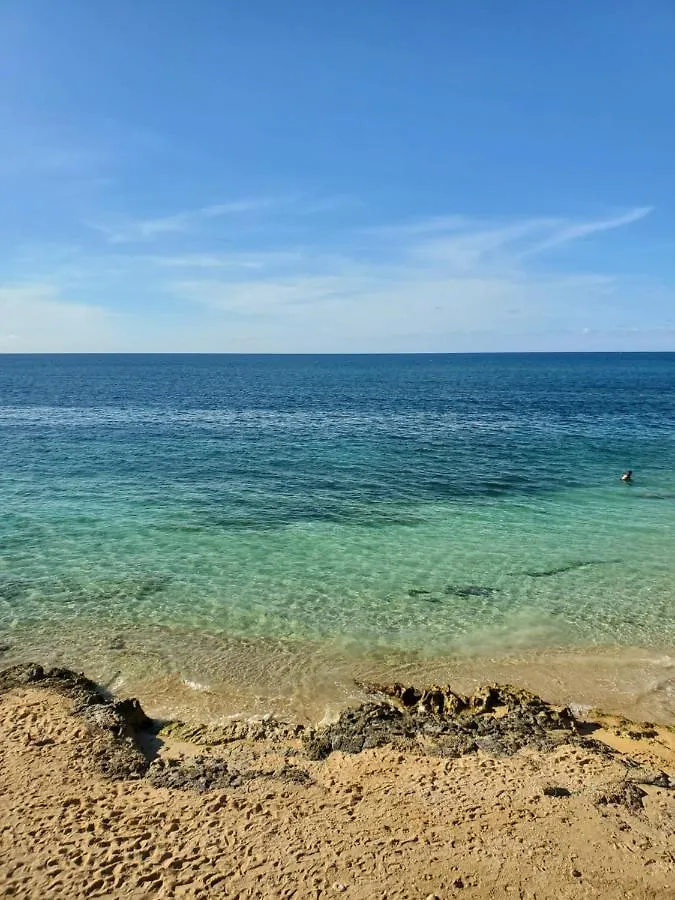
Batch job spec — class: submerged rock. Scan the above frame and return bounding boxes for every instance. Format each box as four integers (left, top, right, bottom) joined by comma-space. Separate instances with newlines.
522, 559, 618, 578
444, 585, 500, 598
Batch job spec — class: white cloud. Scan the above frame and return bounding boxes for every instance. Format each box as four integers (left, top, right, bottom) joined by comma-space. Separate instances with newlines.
0, 283, 119, 351
0, 204, 668, 352
521, 207, 653, 256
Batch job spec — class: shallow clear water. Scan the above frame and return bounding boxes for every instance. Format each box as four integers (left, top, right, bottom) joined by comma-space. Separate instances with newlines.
1, 353, 674, 714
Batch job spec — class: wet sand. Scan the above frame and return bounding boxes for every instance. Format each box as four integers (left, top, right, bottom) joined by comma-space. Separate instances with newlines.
2, 627, 673, 725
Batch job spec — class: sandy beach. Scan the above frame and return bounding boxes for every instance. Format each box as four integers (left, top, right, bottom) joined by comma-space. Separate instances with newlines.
1, 664, 673, 899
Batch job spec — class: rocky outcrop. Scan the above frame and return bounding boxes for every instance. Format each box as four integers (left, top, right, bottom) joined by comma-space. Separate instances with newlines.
3, 665, 671, 800
304, 682, 579, 760
159, 716, 304, 747
146, 756, 312, 792
0, 664, 151, 779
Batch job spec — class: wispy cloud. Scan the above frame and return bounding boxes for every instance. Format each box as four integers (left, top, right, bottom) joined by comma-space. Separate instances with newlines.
364, 215, 470, 237
161, 205, 659, 348
88, 197, 283, 243
86, 193, 359, 244
143, 250, 306, 270
521, 206, 653, 256
1, 203, 666, 352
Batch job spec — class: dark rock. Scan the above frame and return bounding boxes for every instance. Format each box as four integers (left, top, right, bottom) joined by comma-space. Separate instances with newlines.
627, 769, 673, 789
306, 682, 580, 760
158, 716, 303, 747
522, 559, 618, 578
304, 702, 412, 760
444, 585, 499, 598
112, 698, 152, 731
592, 780, 647, 812
543, 785, 572, 797
303, 733, 333, 761
274, 763, 313, 786
147, 756, 240, 792
0, 663, 153, 780
146, 755, 313, 793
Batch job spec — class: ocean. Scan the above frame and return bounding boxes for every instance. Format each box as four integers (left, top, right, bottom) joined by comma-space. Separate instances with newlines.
1, 353, 674, 720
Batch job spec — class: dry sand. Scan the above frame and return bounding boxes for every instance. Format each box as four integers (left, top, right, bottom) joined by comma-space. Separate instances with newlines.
0, 671, 673, 899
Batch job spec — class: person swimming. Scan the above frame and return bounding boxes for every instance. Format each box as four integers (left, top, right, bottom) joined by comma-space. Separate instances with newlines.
621, 470, 633, 482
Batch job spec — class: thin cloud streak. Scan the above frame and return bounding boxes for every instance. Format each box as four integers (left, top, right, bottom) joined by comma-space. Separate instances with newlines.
522, 206, 653, 256
87, 197, 285, 244
1, 203, 666, 352
86, 193, 357, 244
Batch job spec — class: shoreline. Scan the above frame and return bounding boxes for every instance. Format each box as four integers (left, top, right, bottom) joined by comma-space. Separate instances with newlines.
0, 662, 673, 898
1, 633, 673, 726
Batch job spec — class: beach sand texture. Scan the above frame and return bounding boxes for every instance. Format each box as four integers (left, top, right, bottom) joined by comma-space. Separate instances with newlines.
1, 666, 673, 899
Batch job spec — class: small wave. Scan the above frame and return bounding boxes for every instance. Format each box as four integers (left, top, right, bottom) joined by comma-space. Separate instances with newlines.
182, 678, 213, 693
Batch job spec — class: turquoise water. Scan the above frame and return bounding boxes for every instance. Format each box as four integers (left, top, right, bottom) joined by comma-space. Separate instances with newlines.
1, 353, 674, 712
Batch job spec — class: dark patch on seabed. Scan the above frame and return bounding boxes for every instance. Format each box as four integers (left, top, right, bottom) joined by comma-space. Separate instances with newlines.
0, 577, 31, 602
53, 573, 172, 603
407, 584, 501, 602
445, 584, 501, 598
521, 559, 620, 578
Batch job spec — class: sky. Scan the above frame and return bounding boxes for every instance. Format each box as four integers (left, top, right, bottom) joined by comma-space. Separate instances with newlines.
0, 0, 674, 353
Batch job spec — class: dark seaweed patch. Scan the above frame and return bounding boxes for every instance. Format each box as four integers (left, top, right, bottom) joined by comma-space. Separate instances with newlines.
0, 577, 30, 602
521, 559, 619, 578
51, 573, 172, 606
445, 584, 501, 598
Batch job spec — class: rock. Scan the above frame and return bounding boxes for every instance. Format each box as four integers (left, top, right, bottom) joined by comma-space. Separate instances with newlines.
592, 780, 647, 812
445, 584, 499, 597
304, 702, 412, 760
306, 681, 580, 760
627, 769, 673, 789
159, 716, 303, 747
468, 685, 500, 712
0, 663, 152, 780
543, 785, 572, 797
111, 698, 151, 730
357, 681, 466, 716
146, 755, 313, 793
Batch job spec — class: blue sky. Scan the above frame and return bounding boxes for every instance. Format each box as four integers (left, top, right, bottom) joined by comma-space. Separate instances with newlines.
1, 0, 673, 352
